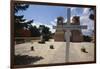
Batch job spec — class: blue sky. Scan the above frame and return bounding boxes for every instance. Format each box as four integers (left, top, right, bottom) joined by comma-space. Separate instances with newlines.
16, 5, 67, 25
16, 4, 94, 36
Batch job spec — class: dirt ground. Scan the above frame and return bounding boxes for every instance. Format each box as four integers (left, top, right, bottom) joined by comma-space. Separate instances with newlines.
14, 39, 95, 65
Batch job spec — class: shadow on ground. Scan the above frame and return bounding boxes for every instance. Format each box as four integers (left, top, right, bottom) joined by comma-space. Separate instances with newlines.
14, 55, 44, 65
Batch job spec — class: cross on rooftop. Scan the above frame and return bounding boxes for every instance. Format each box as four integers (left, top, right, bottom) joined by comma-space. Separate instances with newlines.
53, 8, 87, 62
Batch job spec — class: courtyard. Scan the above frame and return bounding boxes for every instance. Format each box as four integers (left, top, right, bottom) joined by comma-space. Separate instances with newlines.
14, 39, 94, 65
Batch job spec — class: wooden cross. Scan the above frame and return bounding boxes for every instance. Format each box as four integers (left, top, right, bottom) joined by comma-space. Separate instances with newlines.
53, 8, 87, 62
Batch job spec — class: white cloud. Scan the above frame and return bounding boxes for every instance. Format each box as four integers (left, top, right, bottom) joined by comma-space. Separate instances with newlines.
71, 7, 76, 12
80, 10, 94, 36
32, 21, 42, 28
64, 18, 67, 23
50, 21, 56, 26
82, 8, 90, 15
54, 18, 57, 22
32, 21, 56, 33
71, 7, 81, 16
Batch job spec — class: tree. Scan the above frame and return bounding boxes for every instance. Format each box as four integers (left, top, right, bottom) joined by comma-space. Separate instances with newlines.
29, 25, 40, 37
89, 8, 95, 20
14, 3, 33, 37
39, 25, 51, 41
83, 35, 92, 42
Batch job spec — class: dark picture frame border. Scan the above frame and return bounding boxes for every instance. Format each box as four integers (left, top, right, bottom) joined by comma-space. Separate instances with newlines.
11, 0, 96, 68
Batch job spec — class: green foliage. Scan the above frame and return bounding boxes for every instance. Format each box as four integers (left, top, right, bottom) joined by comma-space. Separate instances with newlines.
14, 3, 33, 37
89, 8, 95, 20
30, 25, 40, 37
83, 35, 92, 42
39, 25, 51, 41
89, 14, 94, 20
14, 3, 29, 13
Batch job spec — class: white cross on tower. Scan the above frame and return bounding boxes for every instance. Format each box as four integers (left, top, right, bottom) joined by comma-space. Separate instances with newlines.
53, 8, 87, 62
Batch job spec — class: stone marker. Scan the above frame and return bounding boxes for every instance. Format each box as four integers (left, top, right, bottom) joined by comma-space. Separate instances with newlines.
50, 45, 54, 49
31, 46, 34, 51
81, 47, 88, 53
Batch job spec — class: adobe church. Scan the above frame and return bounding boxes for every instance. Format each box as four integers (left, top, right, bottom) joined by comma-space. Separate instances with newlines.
54, 16, 83, 42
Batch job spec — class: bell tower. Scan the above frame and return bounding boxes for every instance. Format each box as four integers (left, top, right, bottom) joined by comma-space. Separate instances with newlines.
70, 16, 83, 42
54, 16, 65, 41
